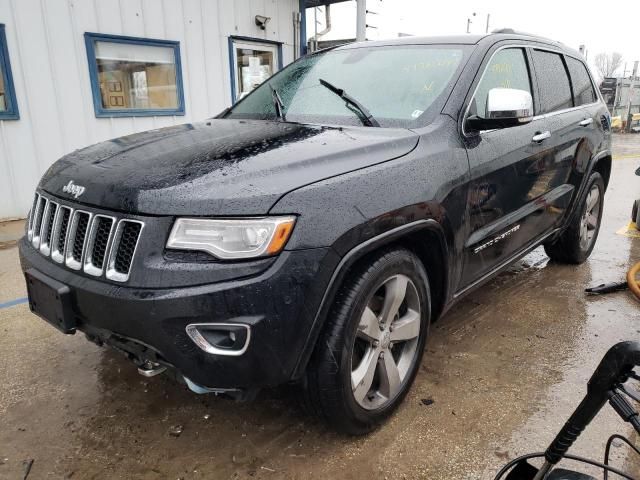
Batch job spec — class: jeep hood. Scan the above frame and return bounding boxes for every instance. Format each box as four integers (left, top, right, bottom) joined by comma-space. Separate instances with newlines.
39, 119, 419, 215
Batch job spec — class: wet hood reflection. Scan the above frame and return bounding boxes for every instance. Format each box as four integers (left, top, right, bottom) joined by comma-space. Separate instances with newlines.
39, 119, 419, 215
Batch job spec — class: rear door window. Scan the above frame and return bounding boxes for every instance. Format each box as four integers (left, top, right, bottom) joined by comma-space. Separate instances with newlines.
470, 48, 532, 117
566, 56, 597, 106
531, 49, 573, 113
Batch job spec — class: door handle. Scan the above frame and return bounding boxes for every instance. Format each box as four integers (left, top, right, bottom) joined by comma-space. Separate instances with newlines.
579, 118, 594, 127
532, 131, 551, 143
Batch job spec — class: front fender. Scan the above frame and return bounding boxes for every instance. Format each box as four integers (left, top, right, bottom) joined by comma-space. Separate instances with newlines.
288, 219, 449, 379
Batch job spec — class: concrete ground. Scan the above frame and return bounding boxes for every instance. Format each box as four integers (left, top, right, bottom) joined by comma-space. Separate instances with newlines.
1, 135, 639, 480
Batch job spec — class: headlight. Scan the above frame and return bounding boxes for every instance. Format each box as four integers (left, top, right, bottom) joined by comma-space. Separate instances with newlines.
166, 216, 296, 259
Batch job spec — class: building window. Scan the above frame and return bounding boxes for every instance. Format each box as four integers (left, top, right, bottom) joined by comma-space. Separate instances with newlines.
0, 24, 19, 120
229, 37, 282, 103
84, 33, 184, 117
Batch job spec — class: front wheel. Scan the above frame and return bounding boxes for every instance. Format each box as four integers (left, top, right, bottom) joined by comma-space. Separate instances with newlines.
302, 248, 430, 435
544, 171, 605, 264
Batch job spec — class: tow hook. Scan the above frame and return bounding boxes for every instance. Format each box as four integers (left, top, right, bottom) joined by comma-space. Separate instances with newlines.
137, 360, 167, 378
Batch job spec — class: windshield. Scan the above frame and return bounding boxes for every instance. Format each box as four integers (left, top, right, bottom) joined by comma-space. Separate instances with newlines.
226, 44, 468, 128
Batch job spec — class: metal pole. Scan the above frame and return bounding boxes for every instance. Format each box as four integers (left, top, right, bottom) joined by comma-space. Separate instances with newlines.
626, 61, 639, 133
485, 13, 490, 33
356, 0, 366, 41
313, 7, 319, 52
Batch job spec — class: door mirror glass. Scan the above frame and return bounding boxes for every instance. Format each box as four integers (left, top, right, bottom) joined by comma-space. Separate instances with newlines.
467, 88, 533, 130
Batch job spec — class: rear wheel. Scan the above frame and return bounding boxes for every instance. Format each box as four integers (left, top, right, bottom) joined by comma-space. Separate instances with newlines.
302, 248, 430, 435
544, 172, 604, 264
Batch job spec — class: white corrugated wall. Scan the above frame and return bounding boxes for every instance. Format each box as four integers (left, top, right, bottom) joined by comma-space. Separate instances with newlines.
0, 0, 300, 220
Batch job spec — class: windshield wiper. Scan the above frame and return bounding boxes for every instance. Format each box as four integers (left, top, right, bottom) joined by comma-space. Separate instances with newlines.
269, 84, 286, 121
318, 78, 380, 127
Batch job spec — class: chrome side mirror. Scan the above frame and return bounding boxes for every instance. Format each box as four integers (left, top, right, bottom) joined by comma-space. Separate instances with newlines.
486, 88, 533, 120
467, 88, 534, 131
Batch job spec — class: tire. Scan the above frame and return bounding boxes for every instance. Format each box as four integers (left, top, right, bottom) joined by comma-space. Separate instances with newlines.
633, 199, 639, 224
302, 248, 430, 435
544, 172, 605, 264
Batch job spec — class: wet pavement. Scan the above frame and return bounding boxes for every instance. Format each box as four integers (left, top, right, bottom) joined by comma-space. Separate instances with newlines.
1, 135, 639, 480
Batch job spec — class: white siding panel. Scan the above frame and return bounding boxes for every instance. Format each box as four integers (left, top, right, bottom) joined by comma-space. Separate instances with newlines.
119, 0, 145, 36
162, 0, 191, 124
264, 0, 280, 42
93, 0, 123, 34
41, 0, 91, 153
183, 0, 211, 121
68, 0, 114, 144
234, 0, 253, 35
201, 0, 226, 115
141, 0, 167, 38
0, 120, 18, 218
12, 0, 65, 174
0, 5, 41, 218
0, 0, 300, 219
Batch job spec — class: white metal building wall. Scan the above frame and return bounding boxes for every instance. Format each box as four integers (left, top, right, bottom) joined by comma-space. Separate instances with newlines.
0, 0, 300, 220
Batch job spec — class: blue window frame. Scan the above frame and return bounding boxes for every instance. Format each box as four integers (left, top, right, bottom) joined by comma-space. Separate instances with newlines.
0, 24, 19, 120
228, 36, 283, 103
84, 32, 185, 117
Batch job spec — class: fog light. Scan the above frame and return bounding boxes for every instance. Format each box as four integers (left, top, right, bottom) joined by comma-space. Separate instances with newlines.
186, 323, 251, 356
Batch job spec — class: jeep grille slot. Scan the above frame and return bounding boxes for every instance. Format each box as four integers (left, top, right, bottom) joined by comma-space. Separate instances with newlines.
27, 193, 40, 241
83, 215, 115, 276
116, 222, 141, 272
64, 210, 91, 270
44, 203, 57, 245
28, 192, 144, 283
51, 206, 72, 263
39, 202, 58, 256
30, 196, 47, 248
72, 213, 90, 262
92, 218, 113, 269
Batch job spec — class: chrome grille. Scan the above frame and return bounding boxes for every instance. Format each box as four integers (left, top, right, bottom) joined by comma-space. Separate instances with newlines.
106, 220, 144, 282
30, 195, 47, 247
51, 206, 71, 263
66, 211, 91, 270
39, 201, 58, 256
27, 192, 143, 282
83, 215, 115, 276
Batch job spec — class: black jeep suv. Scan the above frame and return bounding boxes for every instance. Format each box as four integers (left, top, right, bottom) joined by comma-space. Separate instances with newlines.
20, 31, 611, 434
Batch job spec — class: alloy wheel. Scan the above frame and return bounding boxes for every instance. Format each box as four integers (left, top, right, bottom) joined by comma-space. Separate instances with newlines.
350, 274, 422, 410
580, 184, 601, 250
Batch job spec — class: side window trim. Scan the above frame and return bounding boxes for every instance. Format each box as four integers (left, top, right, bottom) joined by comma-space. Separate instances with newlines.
523, 47, 541, 115
0, 24, 19, 120
529, 48, 573, 114
560, 53, 577, 108
529, 47, 600, 117
565, 54, 600, 107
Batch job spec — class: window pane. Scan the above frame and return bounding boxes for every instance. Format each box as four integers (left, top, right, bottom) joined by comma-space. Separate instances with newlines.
471, 48, 532, 117
566, 56, 597, 106
95, 40, 178, 110
236, 47, 275, 99
0, 60, 6, 111
229, 45, 466, 128
532, 50, 573, 113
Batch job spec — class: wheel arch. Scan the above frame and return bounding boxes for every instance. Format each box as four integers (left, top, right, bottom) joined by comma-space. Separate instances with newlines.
292, 219, 450, 380
592, 152, 612, 191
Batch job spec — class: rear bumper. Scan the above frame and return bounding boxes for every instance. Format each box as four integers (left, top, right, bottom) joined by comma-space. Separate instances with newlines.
19, 238, 338, 390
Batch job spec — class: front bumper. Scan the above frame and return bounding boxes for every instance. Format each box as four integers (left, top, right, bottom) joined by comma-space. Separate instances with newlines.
19, 238, 338, 391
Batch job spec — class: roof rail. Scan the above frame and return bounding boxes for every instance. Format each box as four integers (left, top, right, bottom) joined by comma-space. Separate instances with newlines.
490, 28, 562, 45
